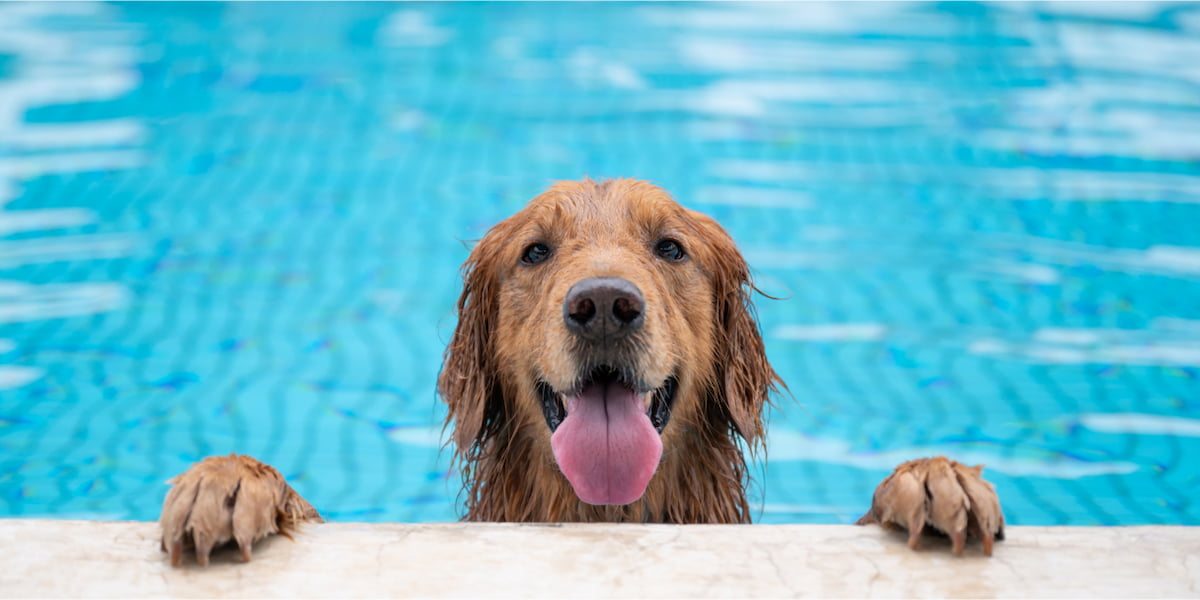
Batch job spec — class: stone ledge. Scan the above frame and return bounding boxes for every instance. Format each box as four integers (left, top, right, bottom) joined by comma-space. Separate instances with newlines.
0, 520, 1196, 598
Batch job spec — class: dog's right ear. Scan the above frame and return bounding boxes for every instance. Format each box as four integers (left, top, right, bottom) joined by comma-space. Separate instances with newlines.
438, 219, 514, 457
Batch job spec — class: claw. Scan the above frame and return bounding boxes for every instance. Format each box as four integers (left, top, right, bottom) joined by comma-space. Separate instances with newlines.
158, 454, 322, 567
194, 532, 214, 568
237, 537, 253, 563
950, 530, 966, 556
857, 456, 1005, 556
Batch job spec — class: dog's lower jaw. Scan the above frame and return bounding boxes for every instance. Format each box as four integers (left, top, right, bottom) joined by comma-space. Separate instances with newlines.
537, 370, 680, 506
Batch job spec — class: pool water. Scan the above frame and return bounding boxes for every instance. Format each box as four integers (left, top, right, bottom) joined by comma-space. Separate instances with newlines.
2, 2, 1199, 526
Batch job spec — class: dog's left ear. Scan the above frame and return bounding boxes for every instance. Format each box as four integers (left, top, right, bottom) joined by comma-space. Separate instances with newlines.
688, 211, 783, 445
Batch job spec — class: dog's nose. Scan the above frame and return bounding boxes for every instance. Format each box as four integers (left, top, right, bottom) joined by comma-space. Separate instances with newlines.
563, 277, 644, 343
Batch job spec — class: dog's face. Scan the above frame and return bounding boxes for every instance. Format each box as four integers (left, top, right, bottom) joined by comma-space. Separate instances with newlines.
492, 181, 722, 504
441, 179, 776, 510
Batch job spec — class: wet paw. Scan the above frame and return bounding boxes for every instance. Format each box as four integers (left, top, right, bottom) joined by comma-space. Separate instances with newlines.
856, 456, 1005, 556
159, 454, 321, 567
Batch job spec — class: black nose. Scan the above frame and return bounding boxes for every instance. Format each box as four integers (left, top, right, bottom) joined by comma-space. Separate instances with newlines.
563, 277, 644, 343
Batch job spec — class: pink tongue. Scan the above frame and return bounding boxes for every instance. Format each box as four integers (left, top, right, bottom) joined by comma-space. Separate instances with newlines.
550, 381, 663, 505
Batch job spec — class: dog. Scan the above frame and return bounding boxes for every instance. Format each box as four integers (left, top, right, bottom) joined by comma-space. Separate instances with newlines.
160, 179, 1004, 566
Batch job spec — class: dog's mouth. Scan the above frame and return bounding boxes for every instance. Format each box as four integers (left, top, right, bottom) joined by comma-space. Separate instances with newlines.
537, 366, 677, 506
538, 367, 677, 435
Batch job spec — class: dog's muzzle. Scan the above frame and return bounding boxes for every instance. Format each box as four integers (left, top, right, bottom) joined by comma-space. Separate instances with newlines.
542, 277, 678, 505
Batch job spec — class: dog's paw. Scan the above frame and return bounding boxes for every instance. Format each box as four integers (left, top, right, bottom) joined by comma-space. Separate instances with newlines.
855, 456, 1004, 556
159, 454, 321, 567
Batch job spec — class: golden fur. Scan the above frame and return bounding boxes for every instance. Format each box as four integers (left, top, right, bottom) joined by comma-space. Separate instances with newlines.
437, 178, 783, 523
158, 178, 1006, 566
159, 454, 320, 566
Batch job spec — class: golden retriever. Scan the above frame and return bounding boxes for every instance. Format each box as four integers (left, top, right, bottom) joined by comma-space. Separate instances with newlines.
160, 179, 1003, 565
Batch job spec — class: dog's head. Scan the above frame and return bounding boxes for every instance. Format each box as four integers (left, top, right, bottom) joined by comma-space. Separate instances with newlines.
439, 179, 779, 508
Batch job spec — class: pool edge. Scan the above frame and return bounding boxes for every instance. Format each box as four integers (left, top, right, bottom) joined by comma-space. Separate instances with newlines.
1, 520, 1196, 597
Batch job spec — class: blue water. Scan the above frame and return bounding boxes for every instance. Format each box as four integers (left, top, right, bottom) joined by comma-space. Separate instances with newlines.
2, 2, 1199, 526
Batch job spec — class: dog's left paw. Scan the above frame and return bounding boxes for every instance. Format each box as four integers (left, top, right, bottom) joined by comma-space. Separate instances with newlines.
856, 456, 1005, 556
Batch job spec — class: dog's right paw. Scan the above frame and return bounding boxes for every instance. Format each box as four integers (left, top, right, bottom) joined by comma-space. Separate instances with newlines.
159, 454, 321, 567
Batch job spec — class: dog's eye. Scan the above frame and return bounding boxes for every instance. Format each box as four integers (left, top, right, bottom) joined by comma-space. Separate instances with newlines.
521, 243, 551, 265
654, 239, 686, 261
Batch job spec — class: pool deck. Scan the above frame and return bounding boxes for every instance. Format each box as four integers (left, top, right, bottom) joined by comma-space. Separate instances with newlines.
1, 520, 1196, 598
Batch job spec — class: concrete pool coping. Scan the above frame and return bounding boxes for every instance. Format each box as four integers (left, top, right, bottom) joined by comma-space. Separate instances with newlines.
1, 520, 1196, 598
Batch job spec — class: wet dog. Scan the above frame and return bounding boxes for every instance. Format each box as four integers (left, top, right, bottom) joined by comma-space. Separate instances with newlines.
160, 179, 1003, 565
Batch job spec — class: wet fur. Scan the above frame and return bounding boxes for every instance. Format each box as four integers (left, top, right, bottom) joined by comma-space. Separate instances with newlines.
158, 179, 1005, 565
437, 178, 783, 523
159, 454, 321, 566
856, 457, 1005, 556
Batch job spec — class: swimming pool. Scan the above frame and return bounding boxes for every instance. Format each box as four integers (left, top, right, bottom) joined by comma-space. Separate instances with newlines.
2, 1, 1198, 526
